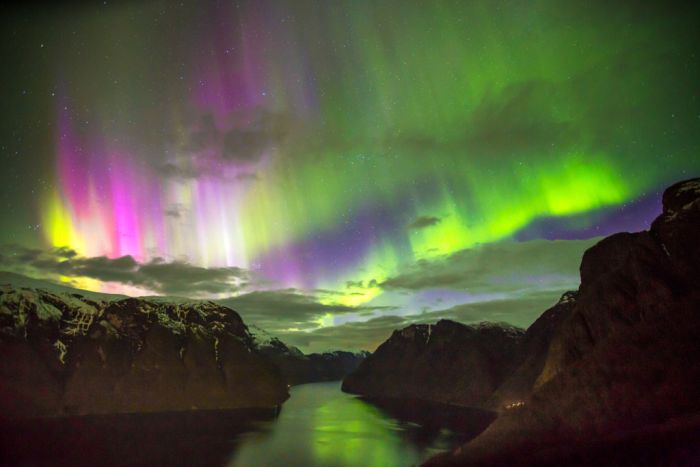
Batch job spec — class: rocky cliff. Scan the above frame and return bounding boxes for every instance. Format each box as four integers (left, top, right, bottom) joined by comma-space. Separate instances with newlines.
342, 320, 524, 407
485, 290, 578, 410
427, 179, 700, 465
0, 287, 289, 418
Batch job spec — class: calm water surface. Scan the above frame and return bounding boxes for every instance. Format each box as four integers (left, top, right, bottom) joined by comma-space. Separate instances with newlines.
0, 382, 494, 467
229, 382, 493, 467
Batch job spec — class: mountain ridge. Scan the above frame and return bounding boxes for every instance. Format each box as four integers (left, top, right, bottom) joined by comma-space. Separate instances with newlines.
342, 319, 525, 407
425, 178, 700, 465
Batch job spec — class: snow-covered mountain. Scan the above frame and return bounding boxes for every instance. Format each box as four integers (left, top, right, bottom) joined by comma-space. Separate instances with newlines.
0, 272, 369, 417
0, 278, 288, 418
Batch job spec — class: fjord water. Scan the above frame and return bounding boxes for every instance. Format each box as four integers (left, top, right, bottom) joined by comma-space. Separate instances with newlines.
0, 382, 493, 466
229, 381, 494, 467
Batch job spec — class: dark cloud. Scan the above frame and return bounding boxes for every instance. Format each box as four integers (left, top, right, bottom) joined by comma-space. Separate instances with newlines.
0, 245, 246, 296
175, 109, 291, 167
344, 279, 379, 290
164, 206, 183, 218
408, 215, 441, 230
221, 110, 289, 162
219, 289, 394, 334
159, 110, 291, 181
160, 162, 201, 180
384, 80, 575, 161
186, 114, 219, 153
381, 238, 598, 292
276, 288, 565, 353
417, 289, 566, 328
462, 81, 574, 157
276, 315, 408, 353
53, 246, 77, 259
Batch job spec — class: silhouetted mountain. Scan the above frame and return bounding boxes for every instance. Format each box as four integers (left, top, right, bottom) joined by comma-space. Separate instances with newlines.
342, 320, 524, 407
0, 286, 288, 418
426, 179, 700, 465
250, 325, 368, 385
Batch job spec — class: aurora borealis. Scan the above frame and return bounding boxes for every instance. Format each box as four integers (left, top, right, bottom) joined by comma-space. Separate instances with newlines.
1, 0, 699, 351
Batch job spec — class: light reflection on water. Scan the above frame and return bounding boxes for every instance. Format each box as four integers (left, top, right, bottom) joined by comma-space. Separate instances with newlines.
229, 382, 492, 467
0, 381, 493, 466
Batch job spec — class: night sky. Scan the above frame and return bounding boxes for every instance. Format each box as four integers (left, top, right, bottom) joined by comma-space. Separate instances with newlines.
1, 0, 699, 352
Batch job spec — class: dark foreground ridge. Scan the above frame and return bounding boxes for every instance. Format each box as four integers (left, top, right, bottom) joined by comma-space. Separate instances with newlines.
421, 177, 700, 465
0, 290, 291, 417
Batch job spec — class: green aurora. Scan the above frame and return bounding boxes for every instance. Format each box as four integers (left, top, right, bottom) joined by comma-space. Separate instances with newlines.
0, 0, 698, 351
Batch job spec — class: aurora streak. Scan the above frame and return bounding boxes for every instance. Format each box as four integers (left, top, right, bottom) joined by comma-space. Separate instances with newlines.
1, 0, 699, 350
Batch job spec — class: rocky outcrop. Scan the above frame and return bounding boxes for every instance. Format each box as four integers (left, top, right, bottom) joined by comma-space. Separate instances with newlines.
250, 326, 368, 385
0, 288, 288, 418
342, 320, 524, 407
427, 178, 700, 465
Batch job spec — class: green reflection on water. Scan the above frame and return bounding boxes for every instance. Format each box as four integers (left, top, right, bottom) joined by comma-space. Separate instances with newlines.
229, 382, 451, 467
311, 393, 408, 466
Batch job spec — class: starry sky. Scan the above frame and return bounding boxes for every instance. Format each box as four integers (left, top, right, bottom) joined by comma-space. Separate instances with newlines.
1, 0, 699, 352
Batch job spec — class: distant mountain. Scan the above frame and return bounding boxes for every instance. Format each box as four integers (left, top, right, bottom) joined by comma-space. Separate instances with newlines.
249, 325, 368, 385
342, 320, 524, 407
426, 179, 700, 465
0, 284, 288, 418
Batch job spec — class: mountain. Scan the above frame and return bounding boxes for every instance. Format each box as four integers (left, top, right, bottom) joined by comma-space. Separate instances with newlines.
249, 325, 368, 385
342, 320, 525, 407
0, 284, 288, 418
426, 178, 700, 465
485, 290, 578, 410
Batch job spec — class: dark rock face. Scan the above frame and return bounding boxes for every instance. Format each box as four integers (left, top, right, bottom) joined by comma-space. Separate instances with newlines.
428, 178, 700, 465
342, 320, 524, 407
250, 326, 368, 385
0, 290, 288, 418
485, 290, 577, 410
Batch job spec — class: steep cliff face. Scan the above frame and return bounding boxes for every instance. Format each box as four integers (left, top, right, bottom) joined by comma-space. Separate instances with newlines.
342, 320, 524, 407
486, 290, 577, 410
0, 288, 288, 418
427, 178, 700, 465
250, 325, 368, 385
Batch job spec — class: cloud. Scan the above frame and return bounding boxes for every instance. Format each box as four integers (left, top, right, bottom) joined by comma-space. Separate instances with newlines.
221, 110, 289, 162
158, 109, 291, 181
219, 239, 596, 352
0, 237, 595, 353
160, 162, 201, 180
384, 80, 576, 161
164, 204, 186, 218
219, 289, 394, 333
186, 114, 219, 153
275, 315, 409, 353
344, 279, 379, 290
380, 238, 598, 292
408, 215, 441, 230
0, 245, 247, 296
461, 80, 575, 157
275, 287, 568, 353
417, 289, 567, 328
175, 109, 290, 167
